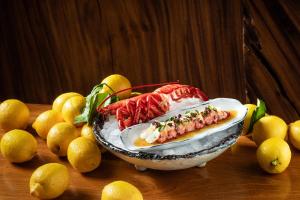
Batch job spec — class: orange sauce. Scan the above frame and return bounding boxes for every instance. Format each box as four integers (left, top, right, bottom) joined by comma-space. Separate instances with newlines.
134, 110, 237, 147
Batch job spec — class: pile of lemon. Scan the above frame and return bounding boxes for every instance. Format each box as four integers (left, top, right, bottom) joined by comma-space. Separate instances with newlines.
0, 74, 143, 200
240, 104, 300, 174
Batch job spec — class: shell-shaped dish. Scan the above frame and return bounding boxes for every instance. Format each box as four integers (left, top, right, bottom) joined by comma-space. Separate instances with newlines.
120, 98, 247, 152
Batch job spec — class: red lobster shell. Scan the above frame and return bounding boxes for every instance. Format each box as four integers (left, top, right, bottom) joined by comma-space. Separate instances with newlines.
98, 84, 208, 130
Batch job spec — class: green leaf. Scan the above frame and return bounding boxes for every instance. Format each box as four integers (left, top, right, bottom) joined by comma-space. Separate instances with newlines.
247, 99, 267, 133
74, 83, 120, 126
87, 92, 110, 125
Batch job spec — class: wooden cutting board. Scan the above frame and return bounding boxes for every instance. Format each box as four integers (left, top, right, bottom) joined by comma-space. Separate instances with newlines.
0, 104, 300, 200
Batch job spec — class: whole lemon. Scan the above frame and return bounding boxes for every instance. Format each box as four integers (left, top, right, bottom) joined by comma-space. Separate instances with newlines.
101, 74, 132, 99
257, 137, 291, 174
1, 129, 37, 163
81, 124, 107, 153
52, 92, 81, 113
252, 115, 287, 146
81, 124, 96, 142
30, 163, 69, 199
67, 137, 100, 173
32, 110, 64, 139
47, 122, 78, 157
0, 99, 30, 131
61, 95, 85, 124
288, 120, 300, 150
101, 181, 143, 200
243, 104, 257, 134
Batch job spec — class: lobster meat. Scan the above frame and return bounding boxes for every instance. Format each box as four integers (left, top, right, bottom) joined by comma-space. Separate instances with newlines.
97, 84, 208, 130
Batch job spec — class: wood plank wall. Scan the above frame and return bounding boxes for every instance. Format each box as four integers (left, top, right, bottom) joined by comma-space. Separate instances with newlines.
0, 0, 243, 103
1, 0, 299, 122
244, 0, 300, 122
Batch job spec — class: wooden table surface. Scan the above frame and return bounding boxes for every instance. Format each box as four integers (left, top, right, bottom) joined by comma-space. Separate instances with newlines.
1, 104, 300, 200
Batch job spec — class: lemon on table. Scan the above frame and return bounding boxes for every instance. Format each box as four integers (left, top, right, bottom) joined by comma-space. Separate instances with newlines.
30, 163, 69, 199
0, 129, 37, 163
288, 120, 300, 150
256, 137, 291, 174
252, 115, 288, 146
81, 124, 96, 142
101, 74, 132, 99
52, 92, 81, 113
32, 110, 64, 139
81, 124, 106, 153
101, 181, 143, 200
67, 136, 101, 173
0, 99, 30, 131
47, 122, 78, 157
243, 104, 257, 134
61, 95, 85, 124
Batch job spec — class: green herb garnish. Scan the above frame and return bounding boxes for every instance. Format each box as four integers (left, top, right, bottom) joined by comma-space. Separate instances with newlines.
247, 99, 267, 134
74, 83, 119, 125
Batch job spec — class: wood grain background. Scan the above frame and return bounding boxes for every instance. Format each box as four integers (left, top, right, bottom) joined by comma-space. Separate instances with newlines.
0, 0, 299, 122
244, 0, 300, 122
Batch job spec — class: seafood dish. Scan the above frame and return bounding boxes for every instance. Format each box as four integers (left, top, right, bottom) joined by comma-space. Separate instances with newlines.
140, 106, 230, 144
93, 83, 247, 170
98, 84, 208, 130
120, 98, 246, 151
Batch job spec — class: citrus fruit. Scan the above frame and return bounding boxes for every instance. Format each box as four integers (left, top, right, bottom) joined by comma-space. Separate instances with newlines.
252, 115, 287, 146
243, 104, 256, 134
256, 137, 291, 174
30, 163, 69, 199
80, 125, 106, 152
0, 99, 30, 131
0, 129, 37, 163
288, 120, 300, 150
52, 92, 81, 113
81, 124, 96, 142
61, 95, 85, 124
101, 180, 143, 200
32, 110, 64, 139
101, 74, 131, 99
67, 137, 100, 173
47, 122, 78, 157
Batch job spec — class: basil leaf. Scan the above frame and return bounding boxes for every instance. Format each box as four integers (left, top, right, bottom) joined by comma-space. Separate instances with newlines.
87, 92, 110, 125
74, 83, 106, 125
74, 83, 120, 125
247, 99, 266, 133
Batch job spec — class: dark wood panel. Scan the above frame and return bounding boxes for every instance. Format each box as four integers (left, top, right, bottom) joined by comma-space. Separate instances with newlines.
244, 0, 300, 123
0, 0, 244, 103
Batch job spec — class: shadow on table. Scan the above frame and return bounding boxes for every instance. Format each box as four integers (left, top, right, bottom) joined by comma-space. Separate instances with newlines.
57, 189, 94, 200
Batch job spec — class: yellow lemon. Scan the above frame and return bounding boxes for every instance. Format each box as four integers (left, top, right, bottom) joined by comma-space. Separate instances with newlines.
81, 124, 107, 153
252, 115, 287, 146
32, 110, 63, 139
256, 137, 291, 174
52, 92, 81, 113
30, 163, 69, 199
101, 181, 143, 200
288, 120, 300, 150
243, 104, 256, 134
0, 129, 37, 163
101, 74, 132, 99
67, 137, 100, 173
0, 99, 30, 131
47, 122, 78, 157
81, 124, 96, 142
61, 95, 85, 124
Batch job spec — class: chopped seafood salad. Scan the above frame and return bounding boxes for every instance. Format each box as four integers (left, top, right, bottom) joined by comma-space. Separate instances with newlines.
140, 106, 230, 144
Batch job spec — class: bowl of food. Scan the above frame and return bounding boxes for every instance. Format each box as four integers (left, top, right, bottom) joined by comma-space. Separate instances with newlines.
93, 84, 247, 170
